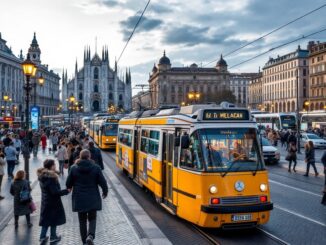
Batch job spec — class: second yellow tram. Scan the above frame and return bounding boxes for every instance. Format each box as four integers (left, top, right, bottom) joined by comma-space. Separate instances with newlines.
116, 104, 273, 228
89, 117, 119, 149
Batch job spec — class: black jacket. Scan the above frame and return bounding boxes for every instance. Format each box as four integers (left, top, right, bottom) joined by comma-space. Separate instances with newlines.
66, 159, 108, 212
305, 148, 315, 163
10, 180, 32, 216
37, 168, 69, 226
89, 146, 104, 170
322, 151, 326, 167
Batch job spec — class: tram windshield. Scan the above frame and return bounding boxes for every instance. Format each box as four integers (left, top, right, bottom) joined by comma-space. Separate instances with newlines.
103, 123, 118, 136
181, 128, 264, 172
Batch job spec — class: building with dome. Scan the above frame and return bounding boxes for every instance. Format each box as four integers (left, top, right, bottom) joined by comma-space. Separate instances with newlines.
62, 47, 132, 113
147, 51, 231, 109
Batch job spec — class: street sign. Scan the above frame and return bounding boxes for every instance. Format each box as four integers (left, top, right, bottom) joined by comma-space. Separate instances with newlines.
3, 116, 14, 121
31, 106, 39, 130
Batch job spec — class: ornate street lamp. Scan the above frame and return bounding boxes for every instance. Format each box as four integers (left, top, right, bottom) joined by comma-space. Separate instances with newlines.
21, 53, 37, 181
38, 73, 44, 86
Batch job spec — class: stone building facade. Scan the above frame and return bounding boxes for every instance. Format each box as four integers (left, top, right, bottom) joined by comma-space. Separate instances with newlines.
248, 72, 263, 110
308, 41, 326, 110
148, 52, 230, 108
262, 45, 309, 113
230, 73, 258, 107
0, 32, 60, 118
132, 90, 151, 110
62, 47, 132, 113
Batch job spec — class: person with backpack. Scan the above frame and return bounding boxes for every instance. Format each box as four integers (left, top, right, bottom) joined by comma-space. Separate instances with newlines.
286, 141, 297, 173
10, 170, 33, 229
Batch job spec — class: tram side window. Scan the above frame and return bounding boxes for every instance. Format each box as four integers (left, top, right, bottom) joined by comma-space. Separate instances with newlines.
180, 131, 204, 171
140, 129, 160, 157
118, 128, 132, 147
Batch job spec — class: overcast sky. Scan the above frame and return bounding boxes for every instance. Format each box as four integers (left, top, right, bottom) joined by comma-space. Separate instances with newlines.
1, 0, 325, 94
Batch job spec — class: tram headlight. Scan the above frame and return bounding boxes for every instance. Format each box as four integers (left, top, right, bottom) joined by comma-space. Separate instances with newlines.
260, 183, 267, 192
209, 185, 218, 194
113, 138, 116, 141
106, 139, 109, 142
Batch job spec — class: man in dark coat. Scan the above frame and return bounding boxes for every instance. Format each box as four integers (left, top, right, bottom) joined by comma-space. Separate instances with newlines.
88, 142, 104, 170
66, 149, 108, 245
3, 133, 12, 147
37, 159, 70, 244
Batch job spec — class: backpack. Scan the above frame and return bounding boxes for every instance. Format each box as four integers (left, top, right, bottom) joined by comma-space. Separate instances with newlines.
19, 181, 31, 204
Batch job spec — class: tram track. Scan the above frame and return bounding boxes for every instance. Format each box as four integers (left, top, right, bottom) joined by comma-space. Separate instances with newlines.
103, 151, 292, 245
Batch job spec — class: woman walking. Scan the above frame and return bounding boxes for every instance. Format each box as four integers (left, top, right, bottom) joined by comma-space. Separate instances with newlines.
55, 143, 68, 176
4, 142, 18, 178
41, 133, 47, 153
287, 141, 297, 172
10, 170, 33, 228
304, 141, 319, 177
37, 159, 70, 244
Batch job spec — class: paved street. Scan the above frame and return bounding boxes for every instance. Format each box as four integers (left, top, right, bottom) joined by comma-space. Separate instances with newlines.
0, 149, 170, 245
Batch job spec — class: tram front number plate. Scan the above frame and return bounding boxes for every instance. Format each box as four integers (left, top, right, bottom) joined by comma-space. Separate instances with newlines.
231, 214, 252, 222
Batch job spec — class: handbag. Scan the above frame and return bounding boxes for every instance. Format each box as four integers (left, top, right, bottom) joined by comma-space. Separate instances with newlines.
19, 181, 31, 204
285, 154, 292, 161
29, 200, 37, 213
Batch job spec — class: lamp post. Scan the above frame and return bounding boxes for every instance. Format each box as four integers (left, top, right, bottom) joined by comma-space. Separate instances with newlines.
21, 53, 37, 181
296, 69, 301, 154
69, 95, 75, 124
3, 95, 9, 116
187, 91, 201, 104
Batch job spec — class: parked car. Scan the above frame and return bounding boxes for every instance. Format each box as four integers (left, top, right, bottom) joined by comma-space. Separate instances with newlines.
300, 133, 326, 149
261, 137, 280, 164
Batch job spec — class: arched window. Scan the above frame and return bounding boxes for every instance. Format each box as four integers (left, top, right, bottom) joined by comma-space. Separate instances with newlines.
94, 84, 99, 93
119, 94, 123, 101
79, 83, 83, 90
109, 84, 113, 90
79, 93, 83, 100
109, 93, 113, 100
94, 67, 99, 79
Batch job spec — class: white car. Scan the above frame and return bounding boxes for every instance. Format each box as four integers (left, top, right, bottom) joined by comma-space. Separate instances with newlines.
261, 137, 280, 164
300, 133, 326, 149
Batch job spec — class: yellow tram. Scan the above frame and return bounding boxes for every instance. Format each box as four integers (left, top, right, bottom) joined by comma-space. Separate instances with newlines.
89, 117, 119, 149
116, 104, 273, 228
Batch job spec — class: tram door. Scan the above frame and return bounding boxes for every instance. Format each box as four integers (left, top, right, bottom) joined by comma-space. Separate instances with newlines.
162, 131, 174, 206
133, 127, 140, 182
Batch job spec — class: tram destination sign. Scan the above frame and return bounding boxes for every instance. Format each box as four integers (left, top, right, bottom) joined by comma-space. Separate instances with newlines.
202, 109, 249, 121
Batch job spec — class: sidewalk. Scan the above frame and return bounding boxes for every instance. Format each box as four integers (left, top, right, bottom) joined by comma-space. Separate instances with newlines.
0, 148, 171, 245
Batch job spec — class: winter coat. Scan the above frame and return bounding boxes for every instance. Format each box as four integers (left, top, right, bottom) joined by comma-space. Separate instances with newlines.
4, 146, 18, 161
37, 168, 69, 226
32, 135, 40, 146
55, 146, 68, 161
3, 137, 12, 147
89, 146, 104, 170
287, 145, 297, 161
10, 180, 32, 216
41, 135, 47, 148
305, 148, 315, 164
0, 157, 5, 175
66, 159, 108, 213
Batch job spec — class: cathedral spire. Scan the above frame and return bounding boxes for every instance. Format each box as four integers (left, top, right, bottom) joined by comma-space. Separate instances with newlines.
75, 58, 78, 72
114, 57, 117, 73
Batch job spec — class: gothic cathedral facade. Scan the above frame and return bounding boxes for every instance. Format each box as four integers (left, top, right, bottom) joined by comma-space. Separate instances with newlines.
61, 46, 132, 113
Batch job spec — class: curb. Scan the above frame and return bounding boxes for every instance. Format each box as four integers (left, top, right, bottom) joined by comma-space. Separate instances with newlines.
103, 153, 172, 245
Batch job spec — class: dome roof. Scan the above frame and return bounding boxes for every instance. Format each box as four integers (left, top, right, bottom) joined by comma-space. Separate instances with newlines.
217, 54, 227, 67
190, 63, 198, 68
159, 50, 171, 65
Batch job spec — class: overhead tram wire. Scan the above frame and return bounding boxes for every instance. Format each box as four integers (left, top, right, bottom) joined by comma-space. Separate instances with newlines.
117, 0, 151, 64
229, 27, 326, 69
203, 3, 326, 67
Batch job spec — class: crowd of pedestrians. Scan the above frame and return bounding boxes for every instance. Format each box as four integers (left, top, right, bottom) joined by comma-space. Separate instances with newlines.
0, 125, 108, 244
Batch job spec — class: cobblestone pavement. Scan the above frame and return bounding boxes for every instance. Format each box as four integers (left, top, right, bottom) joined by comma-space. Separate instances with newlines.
0, 149, 142, 245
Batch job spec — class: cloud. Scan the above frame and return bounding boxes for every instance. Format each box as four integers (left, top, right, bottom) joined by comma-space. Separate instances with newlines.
162, 25, 236, 47
120, 14, 163, 40
102, 0, 120, 7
